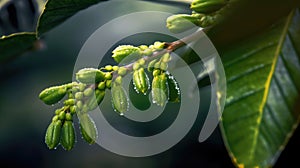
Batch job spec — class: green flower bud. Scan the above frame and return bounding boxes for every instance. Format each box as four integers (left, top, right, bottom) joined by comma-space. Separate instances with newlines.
139, 45, 148, 51
133, 68, 149, 94
98, 82, 106, 90
112, 66, 119, 71
151, 73, 168, 107
79, 114, 98, 144
55, 107, 63, 115
58, 111, 66, 120
154, 62, 161, 69
52, 115, 59, 122
79, 83, 86, 91
133, 62, 140, 71
118, 67, 127, 76
149, 45, 154, 49
39, 85, 67, 105
105, 73, 112, 80
147, 59, 157, 72
138, 59, 145, 66
86, 90, 105, 111
112, 45, 141, 63
66, 113, 73, 121
82, 104, 89, 113
68, 92, 73, 99
191, 0, 226, 14
153, 41, 165, 50
153, 69, 161, 76
76, 101, 83, 110
83, 88, 93, 97
64, 99, 75, 106
105, 65, 113, 71
111, 83, 129, 114
142, 49, 153, 56
71, 87, 79, 93
106, 80, 112, 89
65, 82, 75, 89
160, 62, 168, 71
60, 121, 75, 151
115, 76, 123, 85
166, 14, 201, 33
70, 106, 77, 115
162, 53, 171, 63
45, 120, 62, 149
76, 68, 105, 84
75, 92, 83, 100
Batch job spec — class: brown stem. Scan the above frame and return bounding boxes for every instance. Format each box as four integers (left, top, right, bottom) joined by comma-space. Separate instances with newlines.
123, 28, 206, 72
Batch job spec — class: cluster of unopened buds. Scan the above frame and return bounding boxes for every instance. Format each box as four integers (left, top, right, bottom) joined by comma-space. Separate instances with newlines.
40, 41, 181, 150
39, 0, 224, 152
166, 0, 229, 33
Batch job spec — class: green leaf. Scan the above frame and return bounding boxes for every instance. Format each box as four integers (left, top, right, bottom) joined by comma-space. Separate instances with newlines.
220, 9, 300, 168
37, 0, 106, 36
0, 32, 37, 63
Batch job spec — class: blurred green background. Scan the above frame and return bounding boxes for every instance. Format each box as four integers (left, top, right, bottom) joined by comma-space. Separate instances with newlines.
0, 1, 299, 167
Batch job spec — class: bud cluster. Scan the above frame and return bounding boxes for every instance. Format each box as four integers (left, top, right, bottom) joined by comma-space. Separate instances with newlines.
166, 0, 229, 33
39, 41, 181, 150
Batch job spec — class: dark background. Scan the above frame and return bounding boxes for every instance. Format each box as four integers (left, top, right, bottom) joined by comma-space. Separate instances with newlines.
0, 1, 299, 167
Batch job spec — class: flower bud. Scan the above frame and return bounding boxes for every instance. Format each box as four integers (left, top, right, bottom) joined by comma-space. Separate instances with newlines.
75, 92, 83, 100
76, 68, 105, 84
115, 76, 123, 85
111, 83, 129, 114
79, 114, 98, 144
66, 113, 73, 121
138, 59, 146, 66
78, 83, 86, 91
70, 106, 77, 115
151, 73, 168, 107
98, 82, 106, 90
160, 62, 168, 71
45, 120, 62, 149
104, 73, 112, 80
39, 85, 67, 105
118, 67, 127, 76
162, 53, 171, 63
76, 101, 83, 110
153, 41, 165, 50
112, 45, 141, 63
142, 49, 153, 56
58, 111, 66, 120
139, 45, 148, 51
60, 121, 75, 151
153, 69, 161, 76
64, 99, 75, 106
147, 59, 157, 72
166, 14, 201, 33
105, 65, 113, 71
112, 66, 119, 71
106, 80, 112, 89
133, 68, 149, 94
86, 90, 105, 111
83, 88, 93, 97
133, 62, 140, 71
